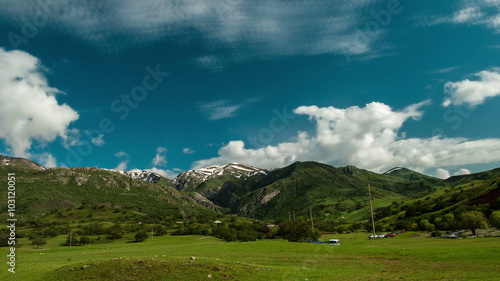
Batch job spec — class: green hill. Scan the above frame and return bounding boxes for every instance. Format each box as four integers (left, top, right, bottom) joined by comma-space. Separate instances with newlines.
0, 164, 207, 218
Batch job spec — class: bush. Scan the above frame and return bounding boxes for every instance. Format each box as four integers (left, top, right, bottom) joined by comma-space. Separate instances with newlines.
135, 230, 149, 242
431, 230, 443, 237
31, 237, 47, 249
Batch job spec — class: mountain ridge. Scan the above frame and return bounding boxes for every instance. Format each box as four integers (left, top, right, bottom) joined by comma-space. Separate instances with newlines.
1, 155, 499, 223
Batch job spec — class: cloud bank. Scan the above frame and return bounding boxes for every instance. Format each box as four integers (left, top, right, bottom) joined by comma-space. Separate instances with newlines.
0, 48, 79, 157
193, 101, 500, 173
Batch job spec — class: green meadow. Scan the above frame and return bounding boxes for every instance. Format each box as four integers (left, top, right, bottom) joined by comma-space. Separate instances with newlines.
2, 232, 499, 280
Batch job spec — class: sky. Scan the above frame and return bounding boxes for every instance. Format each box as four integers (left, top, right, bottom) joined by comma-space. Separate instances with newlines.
0, 0, 499, 179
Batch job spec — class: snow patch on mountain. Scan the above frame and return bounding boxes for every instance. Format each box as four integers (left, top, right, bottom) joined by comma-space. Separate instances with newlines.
103, 168, 164, 183
174, 163, 267, 190
384, 167, 404, 174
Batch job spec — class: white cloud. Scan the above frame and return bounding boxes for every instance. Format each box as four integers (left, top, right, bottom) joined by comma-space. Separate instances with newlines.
0, 0, 383, 64
452, 7, 483, 23
62, 128, 82, 148
90, 133, 105, 146
114, 150, 130, 171
0, 49, 79, 157
183, 148, 195, 154
454, 168, 471, 176
429, 66, 459, 74
443, 68, 500, 107
415, 0, 500, 32
146, 167, 178, 179
435, 168, 451, 179
200, 100, 242, 120
151, 146, 167, 166
115, 160, 129, 171
114, 151, 129, 158
35, 152, 58, 168
200, 98, 260, 120
193, 101, 500, 174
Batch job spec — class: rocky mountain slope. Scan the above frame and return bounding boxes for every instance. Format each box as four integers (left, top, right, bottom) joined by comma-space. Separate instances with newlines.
1, 155, 499, 223
174, 163, 267, 190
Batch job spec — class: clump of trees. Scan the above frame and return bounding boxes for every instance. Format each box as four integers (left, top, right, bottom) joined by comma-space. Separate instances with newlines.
212, 221, 270, 242
276, 220, 319, 242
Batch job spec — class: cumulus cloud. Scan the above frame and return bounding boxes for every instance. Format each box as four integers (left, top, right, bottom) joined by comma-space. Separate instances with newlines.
454, 168, 471, 176
0, 48, 79, 157
183, 148, 195, 154
114, 150, 130, 171
435, 168, 451, 179
0, 0, 383, 64
35, 152, 58, 168
151, 146, 167, 166
115, 160, 128, 171
192, 101, 500, 173
443, 68, 500, 107
146, 167, 178, 179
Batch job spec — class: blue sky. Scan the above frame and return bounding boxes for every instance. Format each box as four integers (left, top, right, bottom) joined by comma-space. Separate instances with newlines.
0, 0, 499, 178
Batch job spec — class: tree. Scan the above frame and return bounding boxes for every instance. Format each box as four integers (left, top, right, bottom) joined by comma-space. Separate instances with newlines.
419, 219, 435, 232
489, 211, 500, 229
135, 230, 149, 242
31, 237, 47, 249
79, 236, 92, 245
154, 225, 167, 236
460, 211, 488, 235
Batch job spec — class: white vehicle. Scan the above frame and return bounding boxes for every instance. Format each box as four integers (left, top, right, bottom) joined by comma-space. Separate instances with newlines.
327, 239, 340, 245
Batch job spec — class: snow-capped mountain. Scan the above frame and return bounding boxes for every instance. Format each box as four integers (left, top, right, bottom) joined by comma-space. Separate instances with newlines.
103, 168, 165, 183
175, 163, 267, 190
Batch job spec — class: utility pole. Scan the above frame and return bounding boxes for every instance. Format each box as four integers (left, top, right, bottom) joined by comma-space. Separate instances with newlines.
310, 206, 315, 235
368, 184, 376, 237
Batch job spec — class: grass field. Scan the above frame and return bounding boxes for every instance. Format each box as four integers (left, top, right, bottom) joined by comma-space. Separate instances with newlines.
1, 232, 500, 280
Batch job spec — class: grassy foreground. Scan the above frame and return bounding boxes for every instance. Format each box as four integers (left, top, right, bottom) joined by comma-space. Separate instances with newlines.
1, 232, 500, 280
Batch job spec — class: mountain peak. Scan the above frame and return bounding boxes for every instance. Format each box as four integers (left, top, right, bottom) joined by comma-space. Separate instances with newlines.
103, 168, 165, 183
175, 163, 268, 190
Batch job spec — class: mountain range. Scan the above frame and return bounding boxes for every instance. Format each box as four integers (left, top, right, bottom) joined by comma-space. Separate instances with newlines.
1, 155, 499, 224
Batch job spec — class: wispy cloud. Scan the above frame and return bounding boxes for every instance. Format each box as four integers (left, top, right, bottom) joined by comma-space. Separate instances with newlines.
114, 151, 129, 158
200, 100, 241, 120
414, 0, 500, 32
183, 148, 195, 154
0, 0, 384, 64
429, 66, 459, 74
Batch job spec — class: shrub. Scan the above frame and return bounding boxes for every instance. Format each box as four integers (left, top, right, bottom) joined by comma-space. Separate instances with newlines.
135, 230, 149, 242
